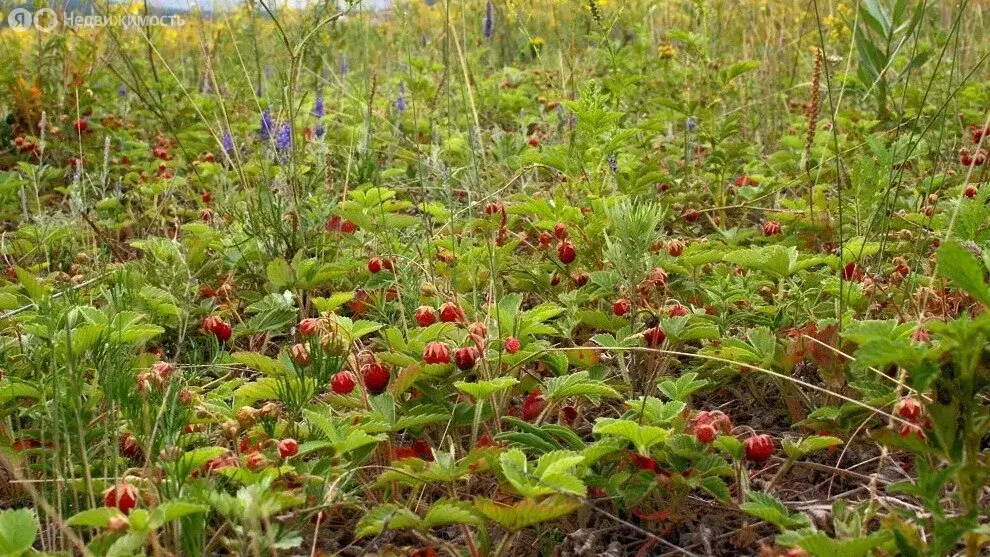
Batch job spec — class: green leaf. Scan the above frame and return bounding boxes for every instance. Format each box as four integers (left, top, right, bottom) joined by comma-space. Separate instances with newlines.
936, 241, 990, 305
231, 352, 290, 376
657, 372, 710, 401
0, 508, 37, 555
700, 477, 731, 502
474, 495, 582, 532
422, 500, 482, 528
151, 501, 208, 527
782, 436, 842, 460
355, 504, 421, 537
67, 507, 121, 528
454, 377, 518, 400
545, 371, 620, 402
797, 532, 889, 557
14, 267, 46, 300
713, 436, 744, 460
593, 418, 669, 454
740, 492, 811, 531
0, 383, 42, 404
266, 257, 295, 289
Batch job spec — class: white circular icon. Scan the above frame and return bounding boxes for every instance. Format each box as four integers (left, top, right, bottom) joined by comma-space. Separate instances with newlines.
34, 8, 58, 32
7, 7, 33, 31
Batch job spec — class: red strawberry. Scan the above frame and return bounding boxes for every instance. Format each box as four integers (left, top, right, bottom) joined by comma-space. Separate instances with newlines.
557, 240, 576, 264
538, 231, 553, 247
504, 337, 521, 354
411, 439, 434, 461
667, 239, 684, 256
298, 318, 320, 337
528, 136, 540, 147
103, 483, 139, 514
553, 222, 568, 240
454, 347, 479, 370
683, 208, 700, 223
340, 220, 358, 234
762, 220, 782, 236
644, 326, 666, 346
572, 271, 589, 287
367, 257, 383, 274
201, 191, 212, 203
629, 453, 659, 472
330, 371, 356, 395
439, 302, 464, 323
484, 202, 503, 215
612, 298, 631, 317
896, 397, 922, 422
423, 342, 451, 365
414, 306, 437, 327
668, 303, 688, 317
560, 405, 578, 425
362, 361, 390, 394
695, 424, 716, 444
964, 185, 978, 198
278, 438, 299, 459
203, 316, 232, 342
744, 434, 774, 462
245, 451, 268, 471
522, 389, 546, 421
842, 262, 859, 281
73, 119, 88, 134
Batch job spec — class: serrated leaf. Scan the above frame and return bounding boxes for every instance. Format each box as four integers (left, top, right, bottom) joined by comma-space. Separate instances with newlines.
454, 377, 518, 400
231, 352, 289, 376
545, 371, 620, 402
474, 495, 581, 532
67, 507, 121, 528
782, 436, 842, 459
355, 504, 421, 538
593, 418, 669, 454
422, 500, 482, 528
740, 492, 811, 531
0, 508, 37, 555
936, 241, 990, 305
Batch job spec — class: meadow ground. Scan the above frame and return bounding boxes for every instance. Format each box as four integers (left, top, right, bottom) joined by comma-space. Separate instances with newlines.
0, 0, 988, 555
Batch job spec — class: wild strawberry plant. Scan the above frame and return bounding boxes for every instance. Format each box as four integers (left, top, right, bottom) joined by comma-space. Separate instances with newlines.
0, 0, 987, 555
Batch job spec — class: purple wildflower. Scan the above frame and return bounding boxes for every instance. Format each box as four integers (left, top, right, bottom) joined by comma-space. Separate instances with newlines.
259, 109, 275, 141
340, 60, 349, 76
315, 123, 326, 139
687, 117, 697, 132
608, 153, 618, 174
221, 131, 234, 155
275, 122, 292, 161
483, 0, 494, 39
396, 82, 406, 113
312, 91, 324, 118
